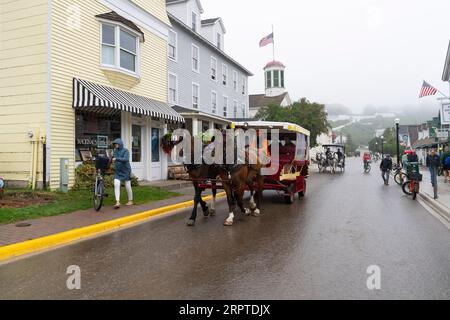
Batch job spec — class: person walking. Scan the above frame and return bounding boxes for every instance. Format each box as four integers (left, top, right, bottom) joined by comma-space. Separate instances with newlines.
440, 147, 450, 183
380, 154, 393, 185
426, 148, 440, 199
112, 138, 134, 209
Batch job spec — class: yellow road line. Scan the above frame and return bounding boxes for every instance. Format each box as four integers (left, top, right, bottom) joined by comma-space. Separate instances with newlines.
0, 192, 226, 262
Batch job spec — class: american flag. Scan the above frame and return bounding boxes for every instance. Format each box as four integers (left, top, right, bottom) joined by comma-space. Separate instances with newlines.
259, 33, 274, 47
419, 81, 438, 98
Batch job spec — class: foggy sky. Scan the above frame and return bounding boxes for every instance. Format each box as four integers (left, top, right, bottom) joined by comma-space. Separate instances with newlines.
203, 0, 450, 113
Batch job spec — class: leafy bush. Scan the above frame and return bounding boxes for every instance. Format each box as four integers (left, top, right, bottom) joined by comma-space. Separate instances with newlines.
73, 163, 139, 191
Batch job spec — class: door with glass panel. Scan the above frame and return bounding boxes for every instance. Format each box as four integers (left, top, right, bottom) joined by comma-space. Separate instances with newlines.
131, 124, 144, 180
150, 127, 162, 181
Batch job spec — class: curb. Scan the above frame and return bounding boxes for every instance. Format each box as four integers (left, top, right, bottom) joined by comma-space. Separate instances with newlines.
417, 192, 450, 229
389, 172, 450, 229
0, 192, 226, 263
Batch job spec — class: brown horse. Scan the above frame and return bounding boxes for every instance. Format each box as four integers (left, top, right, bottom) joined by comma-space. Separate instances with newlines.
177, 134, 264, 227
222, 162, 265, 226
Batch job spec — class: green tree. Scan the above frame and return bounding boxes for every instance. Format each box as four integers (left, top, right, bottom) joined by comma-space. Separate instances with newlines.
368, 128, 405, 157
256, 98, 330, 146
345, 134, 357, 155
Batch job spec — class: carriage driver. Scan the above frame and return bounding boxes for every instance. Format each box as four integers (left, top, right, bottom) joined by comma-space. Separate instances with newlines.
336, 148, 344, 163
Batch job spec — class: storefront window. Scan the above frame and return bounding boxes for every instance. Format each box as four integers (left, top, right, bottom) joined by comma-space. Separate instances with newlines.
132, 125, 142, 163
151, 128, 160, 163
75, 111, 121, 161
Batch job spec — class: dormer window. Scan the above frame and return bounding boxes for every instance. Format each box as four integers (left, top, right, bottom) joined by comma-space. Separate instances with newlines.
217, 33, 221, 49
191, 12, 198, 32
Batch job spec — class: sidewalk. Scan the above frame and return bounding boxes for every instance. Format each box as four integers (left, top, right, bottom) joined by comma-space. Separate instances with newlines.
417, 166, 450, 226
0, 184, 204, 247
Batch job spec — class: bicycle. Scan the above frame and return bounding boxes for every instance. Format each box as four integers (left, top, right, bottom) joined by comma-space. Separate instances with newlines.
93, 155, 111, 212
393, 163, 406, 186
402, 164, 422, 200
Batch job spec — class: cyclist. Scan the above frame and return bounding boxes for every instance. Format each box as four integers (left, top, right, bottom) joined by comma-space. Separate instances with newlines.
404, 150, 420, 180
363, 152, 371, 169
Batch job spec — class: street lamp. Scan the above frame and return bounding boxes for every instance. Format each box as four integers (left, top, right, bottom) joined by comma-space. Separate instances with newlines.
381, 135, 384, 158
395, 119, 400, 166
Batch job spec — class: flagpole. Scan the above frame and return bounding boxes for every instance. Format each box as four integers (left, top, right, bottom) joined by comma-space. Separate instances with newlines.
272, 25, 275, 62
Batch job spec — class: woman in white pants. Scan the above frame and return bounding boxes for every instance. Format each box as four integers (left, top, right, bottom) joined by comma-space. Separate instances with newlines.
112, 139, 134, 209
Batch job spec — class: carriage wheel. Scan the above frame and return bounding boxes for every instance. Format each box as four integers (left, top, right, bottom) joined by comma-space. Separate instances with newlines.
298, 180, 306, 198
284, 193, 295, 204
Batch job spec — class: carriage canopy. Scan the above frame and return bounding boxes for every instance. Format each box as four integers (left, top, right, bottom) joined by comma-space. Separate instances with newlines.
231, 121, 311, 161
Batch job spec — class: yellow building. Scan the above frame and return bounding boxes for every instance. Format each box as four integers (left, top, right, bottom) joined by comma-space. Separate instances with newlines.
0, 0, 183, 190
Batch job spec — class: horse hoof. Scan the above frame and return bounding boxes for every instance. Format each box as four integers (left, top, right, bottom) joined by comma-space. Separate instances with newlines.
252, 209, 261, 217
187, 220, 195, 227
223, 220, 234, 227
209, 209, 216, 216
244, 208, 251, 216
203, 209, 210, 217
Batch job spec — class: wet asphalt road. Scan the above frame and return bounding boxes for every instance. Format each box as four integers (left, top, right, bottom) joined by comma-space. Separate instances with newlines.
0, 158, 449, 300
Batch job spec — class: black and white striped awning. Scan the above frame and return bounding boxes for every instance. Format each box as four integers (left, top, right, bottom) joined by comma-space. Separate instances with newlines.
73, 78, 184, 123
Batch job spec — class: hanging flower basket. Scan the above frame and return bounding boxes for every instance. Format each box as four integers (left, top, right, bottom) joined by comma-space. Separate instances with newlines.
162, 133, 176, 155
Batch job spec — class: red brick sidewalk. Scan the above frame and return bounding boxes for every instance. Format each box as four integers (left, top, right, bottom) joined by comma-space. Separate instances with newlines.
0, 187, 201, 247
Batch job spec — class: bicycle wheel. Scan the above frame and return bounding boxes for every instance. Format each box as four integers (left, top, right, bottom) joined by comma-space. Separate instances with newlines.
402, 181, 412, 196
394, 172, 406, 186
93, 179, 104, 212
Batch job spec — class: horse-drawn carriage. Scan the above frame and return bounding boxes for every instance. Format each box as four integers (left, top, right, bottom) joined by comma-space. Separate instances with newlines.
316, 144, 346, 174
228, 121, 310, 204
180, 121, 310, 226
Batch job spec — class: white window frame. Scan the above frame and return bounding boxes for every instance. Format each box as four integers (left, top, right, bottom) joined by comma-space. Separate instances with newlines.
192, 44, 200, 73
233, 71, 238, 92
222, 64, 228, 86
168, 29, 177, 62
191, 11, 198, 32
233, 100, 238, 118
211, 91, 218, 114
241, 103, 246, 118
192, 82, 200, 109
211, 56, 217, 81
242, 76, 247, 95
168, 72, 178, 104
216, 32, 221, 49
223, 95, 229, 117
99, 21, 141, 77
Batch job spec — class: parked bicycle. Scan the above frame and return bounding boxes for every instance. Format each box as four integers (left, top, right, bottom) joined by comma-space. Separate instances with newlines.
402, 163, 422, 200
93, 155, 112, 212
393, 163, 406, 186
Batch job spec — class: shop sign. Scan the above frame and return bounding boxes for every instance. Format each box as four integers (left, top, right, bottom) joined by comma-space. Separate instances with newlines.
441, 103, 450, 125
77, 136, 110, 148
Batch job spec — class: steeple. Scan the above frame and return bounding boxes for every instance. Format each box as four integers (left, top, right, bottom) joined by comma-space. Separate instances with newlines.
264, 60, 286, 97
